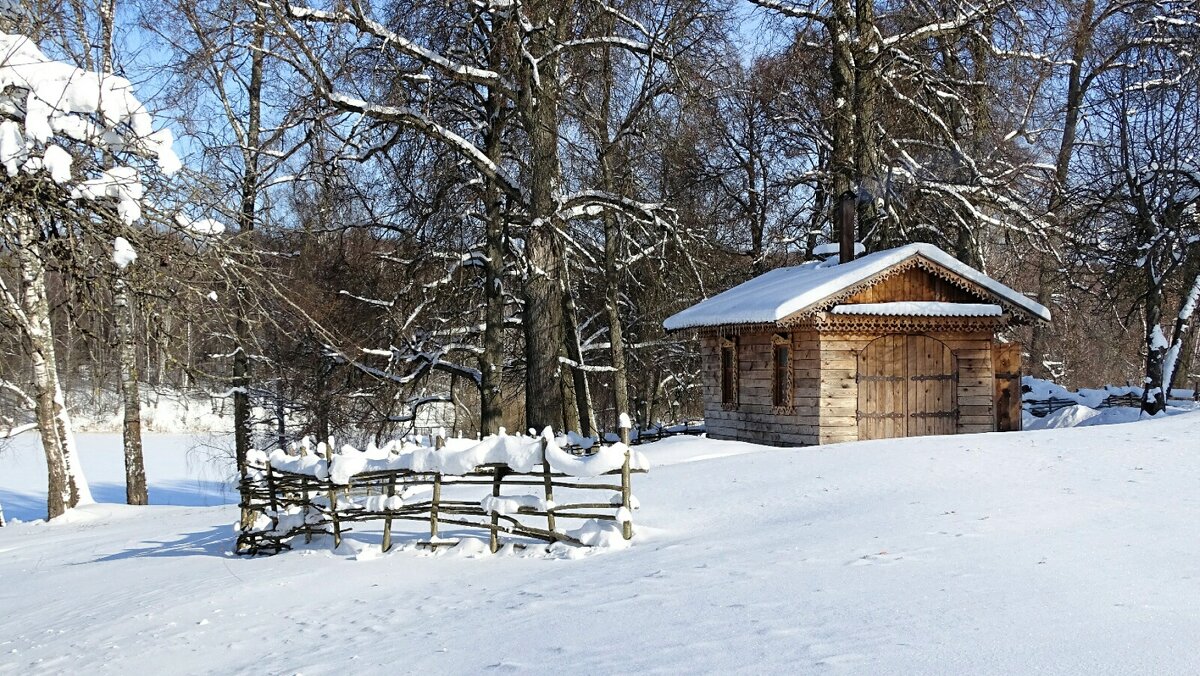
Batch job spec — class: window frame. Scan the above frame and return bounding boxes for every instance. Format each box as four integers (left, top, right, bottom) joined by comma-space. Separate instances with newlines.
771, 333, 792, 409
720, 336, 737, 409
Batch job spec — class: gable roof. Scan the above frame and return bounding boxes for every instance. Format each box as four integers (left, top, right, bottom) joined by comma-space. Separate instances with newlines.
662, 243, 1051, 331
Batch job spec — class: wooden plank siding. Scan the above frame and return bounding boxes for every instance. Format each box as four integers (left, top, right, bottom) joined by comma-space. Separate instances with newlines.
843, 267, 987, 304
701, 328, 998, 446
700, 331, 820, 446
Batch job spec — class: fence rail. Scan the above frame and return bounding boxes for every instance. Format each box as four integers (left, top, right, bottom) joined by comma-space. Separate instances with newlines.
1025, 387, 1199, 417
237, 430, 646, 556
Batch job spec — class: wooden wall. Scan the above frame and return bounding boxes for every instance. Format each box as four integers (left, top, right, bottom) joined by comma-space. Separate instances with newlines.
843, 267, 984, 304
701, 331, 820, 446
701, 328, 998, 446
815, 331, 997, 444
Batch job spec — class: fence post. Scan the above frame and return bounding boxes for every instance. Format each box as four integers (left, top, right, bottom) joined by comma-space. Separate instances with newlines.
324, 443, 341, 548
490, 467, 504, 553
430, 474, 441, 539
382, 474, 396, 553
265, 462, 278, 512
540, 436, 556, 536
431, 432, 444, 540
619, 414, 632, 541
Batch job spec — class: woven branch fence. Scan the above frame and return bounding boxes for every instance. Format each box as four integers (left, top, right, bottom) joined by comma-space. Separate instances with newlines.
236, 428, 647, 556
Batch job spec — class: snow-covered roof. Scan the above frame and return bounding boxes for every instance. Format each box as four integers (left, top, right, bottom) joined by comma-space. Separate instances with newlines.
663, 243, 1051, 331
831, 302, 1003, 317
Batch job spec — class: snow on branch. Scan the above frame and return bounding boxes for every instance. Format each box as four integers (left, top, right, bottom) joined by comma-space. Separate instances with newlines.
747, 0, 832, 25
557, 191, 675, 226
324, 93, 521, 200
338, 289, 394, 308
0, 378, 35, 410
287, 4, 509, 90
558, 356, 617, 373
1, 422, 37, 439
880, 5, 997, 48
544, 36, 658, 59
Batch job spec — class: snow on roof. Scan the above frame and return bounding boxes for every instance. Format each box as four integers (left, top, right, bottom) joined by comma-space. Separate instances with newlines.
831, 302, 1003, 317
812, 242, 866, 257
663, 243, 1051, 331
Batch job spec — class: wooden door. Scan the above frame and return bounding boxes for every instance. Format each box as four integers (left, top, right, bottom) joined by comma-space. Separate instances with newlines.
857, 334, 958, 440
856, 334, 908, 440
906, 335, 958, 436
993, 342, 1022, 432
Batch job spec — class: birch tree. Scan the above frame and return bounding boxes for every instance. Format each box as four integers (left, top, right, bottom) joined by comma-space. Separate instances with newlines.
0, 14, 179, 517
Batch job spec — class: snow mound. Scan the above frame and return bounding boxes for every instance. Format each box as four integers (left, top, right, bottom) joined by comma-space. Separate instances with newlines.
1026, 405, 1101, 430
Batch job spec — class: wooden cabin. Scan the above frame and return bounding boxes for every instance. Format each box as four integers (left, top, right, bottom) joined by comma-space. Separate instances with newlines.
663, 243, 1050, 446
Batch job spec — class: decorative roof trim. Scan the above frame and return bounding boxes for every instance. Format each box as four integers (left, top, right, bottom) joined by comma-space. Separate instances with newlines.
798, 313, 1006, 333
830, 301, 1004, 317
784, 256, 1017, 320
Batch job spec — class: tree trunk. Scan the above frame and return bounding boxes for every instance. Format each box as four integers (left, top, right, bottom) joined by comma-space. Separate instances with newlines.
1166, 271, 1200, 391
1169, 325, 1198, 391
479, 29, 507, 436
852, 0, 883, 247
561, 275, 595, 436
115, 277, 148, 505
1143, 285, 1167, 414
595, 28, 630, 431
519, 1, 570, 433
15, 214, 91, 518
829, 0, 857, 230
100, 0, 147, 506
1031, 0, 1095, 379
235, 4, 266, 528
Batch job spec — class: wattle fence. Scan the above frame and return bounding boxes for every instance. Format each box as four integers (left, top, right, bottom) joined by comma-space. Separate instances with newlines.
236, 427, 648, 556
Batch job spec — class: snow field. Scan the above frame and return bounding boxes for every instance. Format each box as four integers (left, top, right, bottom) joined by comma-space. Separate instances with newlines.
1, 415, 1199, 673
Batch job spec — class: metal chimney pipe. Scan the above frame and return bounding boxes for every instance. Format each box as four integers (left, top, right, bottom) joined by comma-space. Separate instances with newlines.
839, 190, 856, 263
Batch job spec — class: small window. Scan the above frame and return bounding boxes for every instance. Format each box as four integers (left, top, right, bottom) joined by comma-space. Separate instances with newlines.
721, 344, 736, 405
773, 342, 790, 407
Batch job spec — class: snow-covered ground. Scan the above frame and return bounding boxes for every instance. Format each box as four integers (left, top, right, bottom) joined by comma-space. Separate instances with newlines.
3, 415, 1200, 674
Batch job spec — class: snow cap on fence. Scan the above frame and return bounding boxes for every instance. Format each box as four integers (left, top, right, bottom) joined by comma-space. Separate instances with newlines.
257, 427, 651, 485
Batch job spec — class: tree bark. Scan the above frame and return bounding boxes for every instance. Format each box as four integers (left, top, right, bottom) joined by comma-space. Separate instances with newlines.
235, 3, 266, 527
852, 0, 883, 247
13, 213, 91, 518
115, 276, 147, 505
1169, 325, 1198, 391
1031, 0, 1095, 379
829, 0, 857, 231
561, 272, 595, 436
595, 22, 630, 431
480, 63, 506, 436
519, 1, 570, 432
1143, 284, 1167, 414
100, 0, 147, 505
